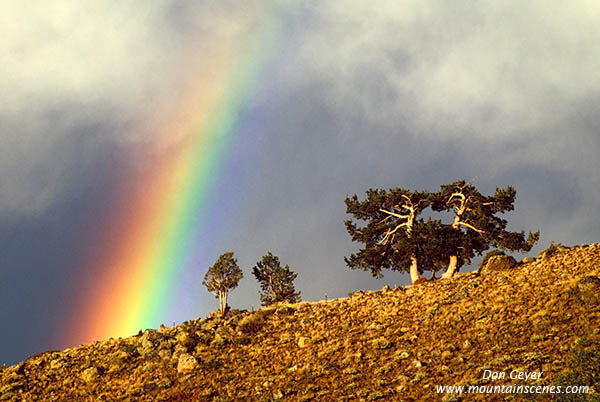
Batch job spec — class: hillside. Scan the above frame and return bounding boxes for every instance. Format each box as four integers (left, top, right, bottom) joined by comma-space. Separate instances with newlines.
1, 243, 599, 401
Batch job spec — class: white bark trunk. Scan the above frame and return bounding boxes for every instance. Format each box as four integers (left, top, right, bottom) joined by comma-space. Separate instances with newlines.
441, 255, 458, 279
409, 255, 420, 283
219, 290, 228, 314
442, 215, 461, 279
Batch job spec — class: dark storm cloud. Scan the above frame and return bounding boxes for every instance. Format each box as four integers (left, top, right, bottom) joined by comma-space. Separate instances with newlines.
2, 0, 600, 364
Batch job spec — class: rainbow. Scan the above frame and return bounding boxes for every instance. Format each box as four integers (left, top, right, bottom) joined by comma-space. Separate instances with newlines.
66, 3, 287, 346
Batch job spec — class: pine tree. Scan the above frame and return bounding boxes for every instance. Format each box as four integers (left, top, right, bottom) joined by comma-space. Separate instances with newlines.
432, 180, 539, 279
252, 252, 301, 306
203, 252, 243, 315
344, 188, 431, 283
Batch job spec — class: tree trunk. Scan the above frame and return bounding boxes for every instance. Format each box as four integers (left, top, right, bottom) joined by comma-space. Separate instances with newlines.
409, 255, 420, 283
441, 255, 458, 279
219, 290, 228, 315
406, 215, 421, 284
442, 215, 461, 279
268, 275, 277, 299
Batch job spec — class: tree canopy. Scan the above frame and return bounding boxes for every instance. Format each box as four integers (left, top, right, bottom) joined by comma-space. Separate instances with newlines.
344, 188, 432, 282
344, 181, 539, 283
252, 252, 301, 306
431, 180, 539, 278
203, 251, 243, 314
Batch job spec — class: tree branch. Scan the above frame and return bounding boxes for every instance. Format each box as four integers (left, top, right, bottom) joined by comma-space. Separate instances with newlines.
457, 221, 485, 234
379, 222, 409, 245
379, 208, 410, 220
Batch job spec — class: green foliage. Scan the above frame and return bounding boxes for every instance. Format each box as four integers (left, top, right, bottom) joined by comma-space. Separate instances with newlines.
432, 180, 539, 255
203, 252, 243, 314
237, 311, 267, 334
203, 252, 243, 293
542, 241, 568, 258
344, 188, 431, 278
553, 337, 600, 402
252, 252, 301, 306
479, 249, 506, 270
344, 181, 539, 280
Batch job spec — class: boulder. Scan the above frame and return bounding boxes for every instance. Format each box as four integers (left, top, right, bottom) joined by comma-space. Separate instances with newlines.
297, 336, 311, 348
177, 354, 198, 373
480, 255, 517, 274
80, 367, 99, 383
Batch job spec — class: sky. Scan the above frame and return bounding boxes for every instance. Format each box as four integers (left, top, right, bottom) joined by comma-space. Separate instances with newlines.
2, 0, 600, 365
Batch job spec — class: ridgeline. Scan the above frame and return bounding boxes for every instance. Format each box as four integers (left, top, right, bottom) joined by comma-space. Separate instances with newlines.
1, 244, 599, 401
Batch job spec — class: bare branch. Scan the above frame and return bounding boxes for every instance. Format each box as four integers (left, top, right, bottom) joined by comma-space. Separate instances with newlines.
401, 194, 413, 206
457, 221, 485, 234
447, 192, 465, 204
379, 222, 409, 245
379, 208, 410, 220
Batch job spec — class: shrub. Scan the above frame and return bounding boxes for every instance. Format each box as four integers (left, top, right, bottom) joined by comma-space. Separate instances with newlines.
237, 312, 266, 334
553, 337, 600, 402
542, 241, 568, 258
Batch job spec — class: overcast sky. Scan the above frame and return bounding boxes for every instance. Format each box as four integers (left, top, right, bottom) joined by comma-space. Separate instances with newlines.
2, 0, 600, 365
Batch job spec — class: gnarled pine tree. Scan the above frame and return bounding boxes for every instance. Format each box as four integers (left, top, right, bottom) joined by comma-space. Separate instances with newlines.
203, 252, 243, 314
344, 188, 431, 283
252, 252, 301, 306
432, 180, 539, 279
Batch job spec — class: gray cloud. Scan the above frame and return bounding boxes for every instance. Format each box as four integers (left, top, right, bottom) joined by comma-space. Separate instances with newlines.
0, 0, 272, 215
2, 0, 600, 364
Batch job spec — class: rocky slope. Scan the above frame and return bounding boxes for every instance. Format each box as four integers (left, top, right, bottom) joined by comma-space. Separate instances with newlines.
1, 243, 600, 401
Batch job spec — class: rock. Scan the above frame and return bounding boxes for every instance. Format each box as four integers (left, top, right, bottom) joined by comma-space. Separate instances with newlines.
577, 276, 600, 293
297, 336, 311, 348
372, 337, 392, 350
480, 255, 517, 274
394, 351, 410, 362
49, 359, 64, 370
137, 329, 166, 356
177, 354, 198, 373
81, 367, 99, 383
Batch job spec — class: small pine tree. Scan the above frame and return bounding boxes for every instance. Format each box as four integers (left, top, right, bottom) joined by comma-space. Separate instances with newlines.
252, 252, 301, 306
203, 252, 243, 315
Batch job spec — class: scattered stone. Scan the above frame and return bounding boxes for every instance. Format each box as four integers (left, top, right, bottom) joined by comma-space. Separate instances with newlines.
177, 354, 198, 373
49, 359, 63, 370
297, 336, 311, 348
81, 367, 99, 383
372, 337, 392, 350
1, 243, 600, 402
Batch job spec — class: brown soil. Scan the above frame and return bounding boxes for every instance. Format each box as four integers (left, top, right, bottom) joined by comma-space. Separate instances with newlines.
1, 243, 599, 401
